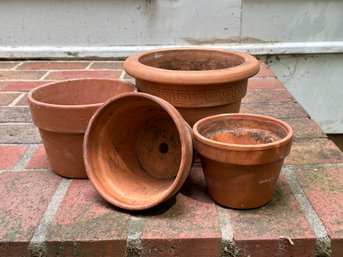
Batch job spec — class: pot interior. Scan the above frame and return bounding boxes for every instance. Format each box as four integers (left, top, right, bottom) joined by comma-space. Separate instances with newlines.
86, 95, 183, 207
31, 79, 134, 106
139, 49, 245, 71
198, 116, 289, 145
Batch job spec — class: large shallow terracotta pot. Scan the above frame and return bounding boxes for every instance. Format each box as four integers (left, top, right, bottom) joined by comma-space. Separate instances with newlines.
28, 79, 136, 179
193, 113, 293, 209
124, 47, 260, 126
84, 92, 193, 210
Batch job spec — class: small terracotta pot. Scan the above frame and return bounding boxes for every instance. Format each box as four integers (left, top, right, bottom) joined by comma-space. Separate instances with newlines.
28, 79, 136, 179
83, 92, 193, 210
124, 47, 260, 126
193, 113, 293, 209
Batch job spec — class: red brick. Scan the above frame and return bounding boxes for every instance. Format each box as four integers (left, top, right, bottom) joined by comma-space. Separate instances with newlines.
243, 89, 294, 103
254, 65, 277, 78
0, 81, 52, 91
286, 139, 343, 165
0, 62, 20, 70
46, 180, 128, 257
0, 70, 46, 80
0, 171, 61, 256
248, 78, 285, 89
14, 94, 28, 106
292, 165, 343, 257
0, 92, 21, 106
241, 102, 309, 119
124, 72, 134, 80
45, 70, 122, 80
89, 61, 124, 70
142, 164, 221, 257
0, 145, 29, 170
16, 61, 90, 70
281, 118, 326, 139
229, 173, 316, 256
26, 144, 49, 169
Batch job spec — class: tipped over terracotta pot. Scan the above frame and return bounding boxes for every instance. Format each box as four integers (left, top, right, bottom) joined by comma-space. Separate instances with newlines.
193, 113, 293, 209
124, 47, 260, 126
28, 79, 136, 179
83, 92, 193, 210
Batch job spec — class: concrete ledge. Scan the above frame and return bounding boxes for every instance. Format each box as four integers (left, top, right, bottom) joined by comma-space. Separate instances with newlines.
0, 41, 343, 59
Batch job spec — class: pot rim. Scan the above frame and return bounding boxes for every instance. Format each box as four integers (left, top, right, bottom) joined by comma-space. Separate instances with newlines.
124, 47, 260, 85
27, 78, 137, 110
193, 113, 293, 152
83, 92, 193, 210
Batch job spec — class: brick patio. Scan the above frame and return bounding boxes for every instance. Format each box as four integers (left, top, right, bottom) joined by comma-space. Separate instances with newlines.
0, 60, 342, 257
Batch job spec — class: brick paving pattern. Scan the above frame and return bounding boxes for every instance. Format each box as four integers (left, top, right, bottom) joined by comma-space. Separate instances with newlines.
0, 60, 342, 257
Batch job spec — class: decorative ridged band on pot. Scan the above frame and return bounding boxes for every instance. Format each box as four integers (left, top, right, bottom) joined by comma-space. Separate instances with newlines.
83, 92, 193, 210
28, 79, 136, 179
193, 113, 293, 209
124, 47, 260, 126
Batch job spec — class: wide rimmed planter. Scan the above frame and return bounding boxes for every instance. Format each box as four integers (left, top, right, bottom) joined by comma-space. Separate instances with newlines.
124, 47, 260, 126
83, 92, 193, 210
28, 79, 136, 179
193, 113, 293, 209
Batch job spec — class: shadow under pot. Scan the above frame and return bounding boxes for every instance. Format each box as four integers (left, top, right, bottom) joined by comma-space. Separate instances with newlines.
193, 113, 293, 209
124, 47, 260, 126
83, 92, 193, 210
27, 79, 136, 179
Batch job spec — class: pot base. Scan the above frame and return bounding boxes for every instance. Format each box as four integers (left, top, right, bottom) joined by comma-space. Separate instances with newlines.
201, 157, 283, 209
39, 129, 87, 178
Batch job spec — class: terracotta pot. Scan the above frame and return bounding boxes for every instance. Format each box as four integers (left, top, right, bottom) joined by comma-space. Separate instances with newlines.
28, 79, 136, 179
124, 47, 260, 126
83, 92, 193, 210
193, 113, 293, 209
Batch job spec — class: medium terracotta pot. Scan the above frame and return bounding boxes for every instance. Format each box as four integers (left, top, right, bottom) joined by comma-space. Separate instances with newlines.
28, 79, 136, 179
83, 92, 193, 210
193, 113, 293, 209
124, 47, 260, 126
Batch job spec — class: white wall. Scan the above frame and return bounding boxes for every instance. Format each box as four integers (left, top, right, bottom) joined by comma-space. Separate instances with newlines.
0, 0, 342, 133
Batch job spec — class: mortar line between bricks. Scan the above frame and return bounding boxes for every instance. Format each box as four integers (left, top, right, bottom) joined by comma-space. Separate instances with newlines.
11, 61, 24, 70
126, 216, 145, 257
38, 71, 51, 81
119, 70, 126, 80
28, 179, 71, 256
216, 205, 241, 257
85, 61, 94, 70
8, 92, 26, 107
12, 144, 39, 171
284, 167, 331, 256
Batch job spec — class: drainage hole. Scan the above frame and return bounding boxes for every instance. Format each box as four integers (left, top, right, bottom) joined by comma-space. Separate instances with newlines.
159, 143, 169, 154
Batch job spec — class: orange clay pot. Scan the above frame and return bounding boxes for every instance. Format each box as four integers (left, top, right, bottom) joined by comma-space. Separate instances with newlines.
193, 113, 293, 209
124, 47, 259, 126
28, 79, 136, 179
83, 92, 193, 210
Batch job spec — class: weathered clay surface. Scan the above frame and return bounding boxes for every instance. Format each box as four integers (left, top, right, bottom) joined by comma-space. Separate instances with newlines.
193, 113, 293, 209
124, 48, 259, 126
28, 79, 136, 178
84, 92, 193, 210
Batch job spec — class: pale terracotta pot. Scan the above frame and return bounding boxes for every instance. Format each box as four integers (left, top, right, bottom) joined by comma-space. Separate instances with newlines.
193, 113, 293, 209
28, 79, 136, 179
83, 92, 193, 210
124, 47, 260, 126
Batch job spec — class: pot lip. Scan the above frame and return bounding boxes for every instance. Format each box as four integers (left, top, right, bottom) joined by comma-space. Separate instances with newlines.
124, 47, 260, 85
193, 113, 293, 151
27, 78, 137, 110
83, 92, 193, 211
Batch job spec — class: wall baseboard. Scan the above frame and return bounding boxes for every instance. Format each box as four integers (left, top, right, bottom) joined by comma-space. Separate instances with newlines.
1, 42, 342, 59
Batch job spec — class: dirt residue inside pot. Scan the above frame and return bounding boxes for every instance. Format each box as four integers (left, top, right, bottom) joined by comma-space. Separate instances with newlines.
208, 128, 282, 145
139, 50, 244, 71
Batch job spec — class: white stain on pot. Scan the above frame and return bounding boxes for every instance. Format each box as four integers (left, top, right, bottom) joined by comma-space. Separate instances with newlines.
258, 177, 275, 184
